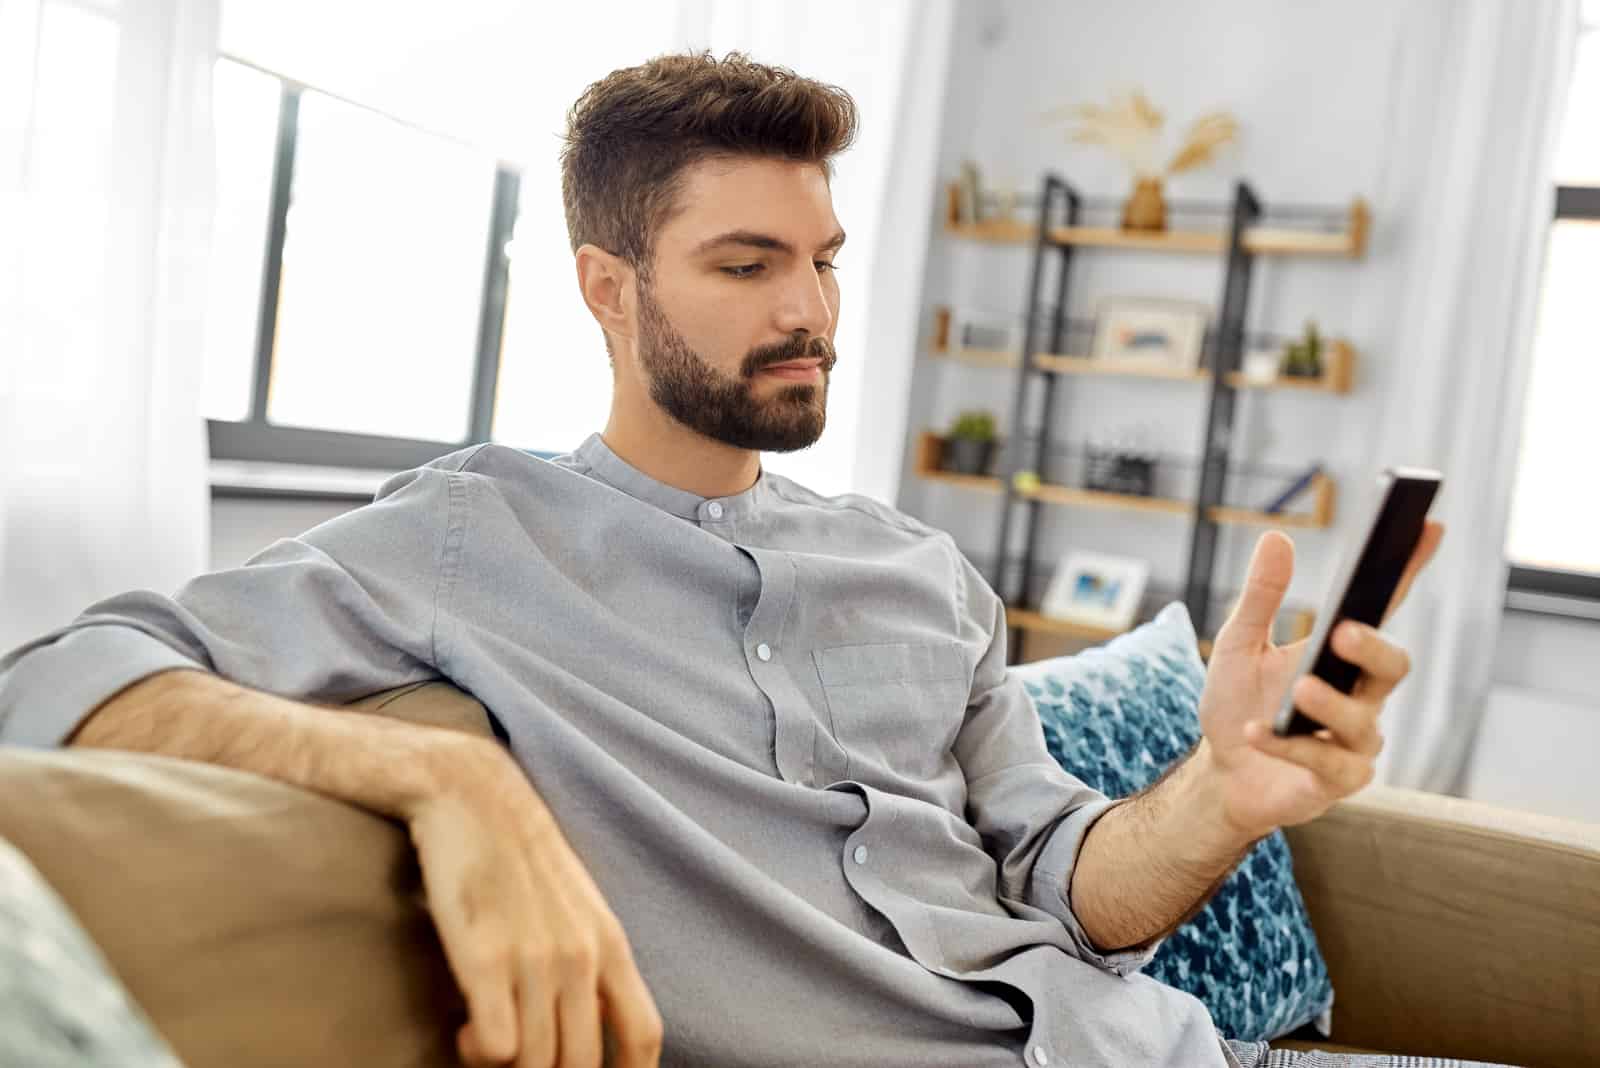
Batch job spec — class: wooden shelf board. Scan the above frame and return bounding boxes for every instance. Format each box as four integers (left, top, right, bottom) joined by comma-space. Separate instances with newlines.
1206, 506, 1325, 529
929, 342, 1355, 394
932, 345, 1020, 368
1206, 473, 1337, 529
919, 468, 1006, 493
945, 218, 1036, 243
1005, 607, 1123, 643
1033, 353, 1208, 381
1223, 340, 1356, 394
914, 432, 1334, 529
943, 198, 1368, 260
1052, 225, 1228, 253
1024, 481, 1193, 516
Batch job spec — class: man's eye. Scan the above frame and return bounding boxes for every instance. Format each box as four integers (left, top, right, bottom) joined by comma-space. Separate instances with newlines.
721, 264, 764, 279
815, 260, 840, 273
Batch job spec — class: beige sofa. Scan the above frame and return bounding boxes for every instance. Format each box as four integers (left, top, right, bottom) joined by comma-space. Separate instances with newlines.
1, 681, 1596, 1067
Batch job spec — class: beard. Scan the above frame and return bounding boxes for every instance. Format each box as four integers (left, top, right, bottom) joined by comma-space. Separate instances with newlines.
635, 283, 837, 453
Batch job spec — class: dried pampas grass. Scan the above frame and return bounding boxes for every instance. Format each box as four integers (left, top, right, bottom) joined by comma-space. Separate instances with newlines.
1045, 90, 1237, 178
1167, 112, 1238, 175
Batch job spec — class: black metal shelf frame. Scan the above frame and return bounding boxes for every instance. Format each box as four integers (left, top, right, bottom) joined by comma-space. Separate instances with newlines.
989, 173, 1312, 661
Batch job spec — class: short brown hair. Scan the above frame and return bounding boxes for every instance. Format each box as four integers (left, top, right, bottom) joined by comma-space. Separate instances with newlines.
560, 51, 858, 278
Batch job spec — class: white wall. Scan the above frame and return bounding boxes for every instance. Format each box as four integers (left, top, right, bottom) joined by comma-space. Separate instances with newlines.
902, 0, 1598, 815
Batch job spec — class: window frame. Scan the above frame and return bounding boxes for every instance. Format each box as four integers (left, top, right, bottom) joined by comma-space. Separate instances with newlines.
206, 61, 523, 473
1503, 183, 1600, 618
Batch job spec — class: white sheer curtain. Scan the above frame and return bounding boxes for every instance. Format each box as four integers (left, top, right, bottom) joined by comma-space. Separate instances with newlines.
0, 0, 216, 651
1365, 0, 1579, 791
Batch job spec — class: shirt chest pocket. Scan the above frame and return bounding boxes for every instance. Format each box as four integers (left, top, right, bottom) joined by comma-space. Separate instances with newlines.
813, 641, 970, 782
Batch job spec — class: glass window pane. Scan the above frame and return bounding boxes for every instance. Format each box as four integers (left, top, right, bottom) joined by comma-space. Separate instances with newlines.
1554, 27, 1600, 184
200, 58, 279, 422
266, 91, 493, 441
1505, 220, 1600, 575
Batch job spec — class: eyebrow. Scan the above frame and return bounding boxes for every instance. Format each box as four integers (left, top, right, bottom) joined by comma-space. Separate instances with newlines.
691, 228, 847, 257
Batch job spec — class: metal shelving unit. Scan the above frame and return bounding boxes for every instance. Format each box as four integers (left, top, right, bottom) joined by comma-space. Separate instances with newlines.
927, 172, 1368, 663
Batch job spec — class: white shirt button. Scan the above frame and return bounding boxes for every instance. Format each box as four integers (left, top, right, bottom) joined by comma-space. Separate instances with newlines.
1030, 1045, 1049, 1066
852, 845, 868, 865
756, 642, 772, 662
706, 502, 724, 519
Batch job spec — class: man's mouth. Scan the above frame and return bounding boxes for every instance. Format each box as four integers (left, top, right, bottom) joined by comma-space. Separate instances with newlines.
760, 358, 824, 381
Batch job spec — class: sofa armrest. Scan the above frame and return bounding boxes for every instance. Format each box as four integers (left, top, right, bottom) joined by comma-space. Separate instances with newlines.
1283, 784, 1600, 1068
0, 681, 496, 1068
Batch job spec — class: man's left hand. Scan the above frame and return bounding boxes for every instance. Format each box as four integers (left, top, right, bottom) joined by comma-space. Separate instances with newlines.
1194, 521, 1446, 843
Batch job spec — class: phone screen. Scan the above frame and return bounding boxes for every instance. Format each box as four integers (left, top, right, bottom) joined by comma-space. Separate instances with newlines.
1276, 469, 1440, 735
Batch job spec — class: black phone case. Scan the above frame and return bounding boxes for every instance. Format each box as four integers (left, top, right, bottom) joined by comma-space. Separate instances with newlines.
1278, 473, 1440, 736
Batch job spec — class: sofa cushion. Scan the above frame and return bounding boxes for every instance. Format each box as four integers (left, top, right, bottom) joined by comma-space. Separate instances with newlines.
0, 838, 183, 1067
1010, 602, 1335, 1043
0, 683, 477, 1068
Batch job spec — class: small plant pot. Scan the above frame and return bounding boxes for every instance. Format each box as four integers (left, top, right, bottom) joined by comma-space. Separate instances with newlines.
942, 437, 997, 476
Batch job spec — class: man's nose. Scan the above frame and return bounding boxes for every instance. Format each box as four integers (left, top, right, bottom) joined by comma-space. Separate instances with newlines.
773, 267, 835, 337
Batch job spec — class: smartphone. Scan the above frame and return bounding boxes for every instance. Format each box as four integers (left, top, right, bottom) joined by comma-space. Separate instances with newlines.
1272, 466, 1442, 737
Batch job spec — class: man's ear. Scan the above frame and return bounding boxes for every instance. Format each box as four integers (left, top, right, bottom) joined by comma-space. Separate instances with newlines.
574, 243, 634, 346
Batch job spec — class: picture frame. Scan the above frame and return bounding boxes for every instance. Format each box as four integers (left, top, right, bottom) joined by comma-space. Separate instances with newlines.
1040, 550, 1150, 631
1089, 297, 1209, 371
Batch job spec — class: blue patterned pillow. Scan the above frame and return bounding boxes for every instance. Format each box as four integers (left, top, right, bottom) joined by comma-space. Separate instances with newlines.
1010, 602, 1334, 1042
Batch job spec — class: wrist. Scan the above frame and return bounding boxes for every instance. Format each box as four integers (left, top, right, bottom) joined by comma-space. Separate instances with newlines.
254, 689, 477, 822
393, 723, 522, 818
1184, 739, 1268, 854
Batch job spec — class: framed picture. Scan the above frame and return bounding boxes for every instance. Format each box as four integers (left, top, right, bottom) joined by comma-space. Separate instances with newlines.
1040, 551, 1150, 631
1090, 297, 1209, 371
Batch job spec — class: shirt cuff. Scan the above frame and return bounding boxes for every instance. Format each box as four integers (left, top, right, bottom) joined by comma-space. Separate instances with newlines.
1029, 796, 1168, 976
0, 626, 203, 748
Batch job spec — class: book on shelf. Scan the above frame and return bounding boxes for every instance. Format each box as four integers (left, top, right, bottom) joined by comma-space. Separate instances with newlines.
1260, 463, 1323, 514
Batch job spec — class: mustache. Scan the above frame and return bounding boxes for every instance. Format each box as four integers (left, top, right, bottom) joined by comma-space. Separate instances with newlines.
743, 334, 837, 378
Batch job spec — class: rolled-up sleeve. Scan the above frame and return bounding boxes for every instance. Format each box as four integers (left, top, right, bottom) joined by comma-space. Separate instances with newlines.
951, 548, 1165, 976
0, 456, 469, 749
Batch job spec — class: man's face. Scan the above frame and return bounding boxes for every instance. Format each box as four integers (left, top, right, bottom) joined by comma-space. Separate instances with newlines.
631, 156, 843, 453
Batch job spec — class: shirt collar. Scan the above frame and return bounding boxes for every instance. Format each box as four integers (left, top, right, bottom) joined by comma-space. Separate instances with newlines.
573, 433, 768, 523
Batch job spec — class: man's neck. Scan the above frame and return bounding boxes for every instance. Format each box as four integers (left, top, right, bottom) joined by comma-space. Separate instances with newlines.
600, 407, 761, 501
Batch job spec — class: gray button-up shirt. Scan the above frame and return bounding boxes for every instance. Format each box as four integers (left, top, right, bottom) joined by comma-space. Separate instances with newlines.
0, 435, 1244, 1067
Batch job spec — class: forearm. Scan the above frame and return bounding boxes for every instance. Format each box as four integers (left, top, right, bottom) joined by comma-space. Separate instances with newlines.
69, 668, 477, 821
1068, 740, 1259, 952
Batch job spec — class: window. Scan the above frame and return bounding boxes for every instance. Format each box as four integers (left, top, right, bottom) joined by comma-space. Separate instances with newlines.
201, 62, 518, 470
267, 92, 495, 442
203, 2, 681, 471
1504, 1, 1600, 612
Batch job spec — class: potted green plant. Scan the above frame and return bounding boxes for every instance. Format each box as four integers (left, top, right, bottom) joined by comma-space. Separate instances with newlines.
1280, 319, 1324, 379
943, 410, 999, 476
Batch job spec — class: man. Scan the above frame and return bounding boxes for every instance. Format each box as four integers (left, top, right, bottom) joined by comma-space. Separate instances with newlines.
0, 52, 1472, 1068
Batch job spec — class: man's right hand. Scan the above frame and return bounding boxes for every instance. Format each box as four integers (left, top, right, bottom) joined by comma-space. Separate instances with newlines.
72, 670, 663, 1068
403, 734, 664, 1068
